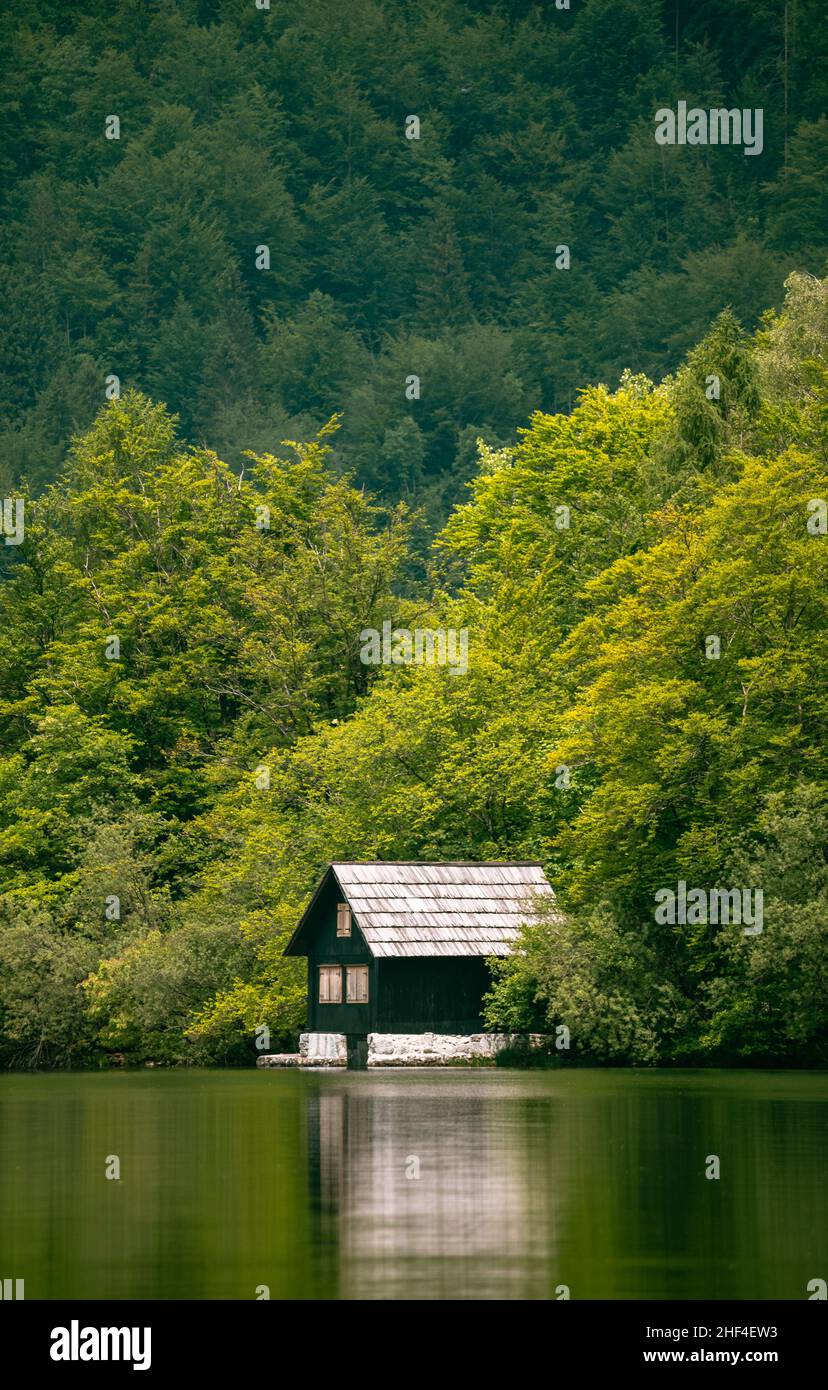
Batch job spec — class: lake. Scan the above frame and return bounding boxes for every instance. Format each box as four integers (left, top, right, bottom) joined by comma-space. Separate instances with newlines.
0, 1068, 825, 1300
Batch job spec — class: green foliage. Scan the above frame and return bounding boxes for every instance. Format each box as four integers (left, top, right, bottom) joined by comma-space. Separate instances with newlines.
0, 392, 409, 1063
82, 918, 256, 1065
1, 0, 825, 503
1, 259, 827, 1067
702, 784, 828, 1061
483, 278, 828, 1064
0, 903, 103, 1068
485, 906, 689, 1066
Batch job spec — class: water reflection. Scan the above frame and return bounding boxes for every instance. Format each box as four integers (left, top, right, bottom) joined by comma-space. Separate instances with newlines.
302, 1071, 828, 1300
0, 1069, 824, 1299
307, 1081, 566, 1298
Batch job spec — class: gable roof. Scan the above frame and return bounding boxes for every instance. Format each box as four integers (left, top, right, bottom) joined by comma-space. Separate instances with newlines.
284, 861, 556, 958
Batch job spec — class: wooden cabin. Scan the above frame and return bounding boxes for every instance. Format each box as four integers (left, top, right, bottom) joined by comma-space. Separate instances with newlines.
283, 861, 554, 1041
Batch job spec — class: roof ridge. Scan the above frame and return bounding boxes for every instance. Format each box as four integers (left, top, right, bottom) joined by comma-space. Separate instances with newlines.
331, 859, 545, 867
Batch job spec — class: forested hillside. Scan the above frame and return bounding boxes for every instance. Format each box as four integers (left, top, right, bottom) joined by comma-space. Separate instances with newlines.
1, 273, 826, 1066
2, 0, 827, 521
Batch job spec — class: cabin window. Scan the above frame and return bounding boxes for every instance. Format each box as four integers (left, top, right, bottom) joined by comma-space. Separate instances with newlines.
336, 902, 352, 937
346, 965, 369, 1004
318, 966, 342, 1004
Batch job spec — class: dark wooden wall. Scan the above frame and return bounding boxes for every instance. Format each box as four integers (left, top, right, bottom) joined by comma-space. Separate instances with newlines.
307, 874, 375, 1034
375, 957, 490, 1034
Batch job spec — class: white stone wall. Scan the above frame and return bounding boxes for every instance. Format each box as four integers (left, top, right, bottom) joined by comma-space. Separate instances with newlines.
299, 1032, 347, 1066
366, 1032, 528, 1066
259, 1032, 547, 1068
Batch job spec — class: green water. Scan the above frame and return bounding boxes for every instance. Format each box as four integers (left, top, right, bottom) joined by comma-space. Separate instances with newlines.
0, 1068, 824, 1300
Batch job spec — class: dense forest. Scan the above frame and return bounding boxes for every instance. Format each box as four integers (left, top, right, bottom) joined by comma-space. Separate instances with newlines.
1, 0, 827, 1067
1, 272, 827, 1066
1, 0, 827, 524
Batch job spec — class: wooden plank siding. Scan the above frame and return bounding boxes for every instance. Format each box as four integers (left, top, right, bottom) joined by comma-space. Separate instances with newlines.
306, 871, 376, 1034
375, 957, 491, 1033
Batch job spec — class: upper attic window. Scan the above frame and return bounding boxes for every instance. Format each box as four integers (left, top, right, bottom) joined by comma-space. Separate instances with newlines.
336, 902, 352, 937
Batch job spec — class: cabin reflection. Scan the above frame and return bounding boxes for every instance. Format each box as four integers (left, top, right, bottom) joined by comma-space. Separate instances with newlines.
305, 1080, 563, 1299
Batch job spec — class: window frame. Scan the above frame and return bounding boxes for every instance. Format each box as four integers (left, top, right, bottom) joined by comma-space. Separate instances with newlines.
336, 902, 352, 938
345, 964, 370, 1005
318, 964, 342, 1005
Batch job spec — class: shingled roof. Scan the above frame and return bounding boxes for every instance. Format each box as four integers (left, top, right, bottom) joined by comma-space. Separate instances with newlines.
285, 861, 556, 958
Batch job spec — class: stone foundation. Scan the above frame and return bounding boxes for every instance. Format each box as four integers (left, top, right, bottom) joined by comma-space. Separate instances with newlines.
366, 1031, 539, 1065
257, 1031, 547, 1068
300, 1031, 348, 1066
